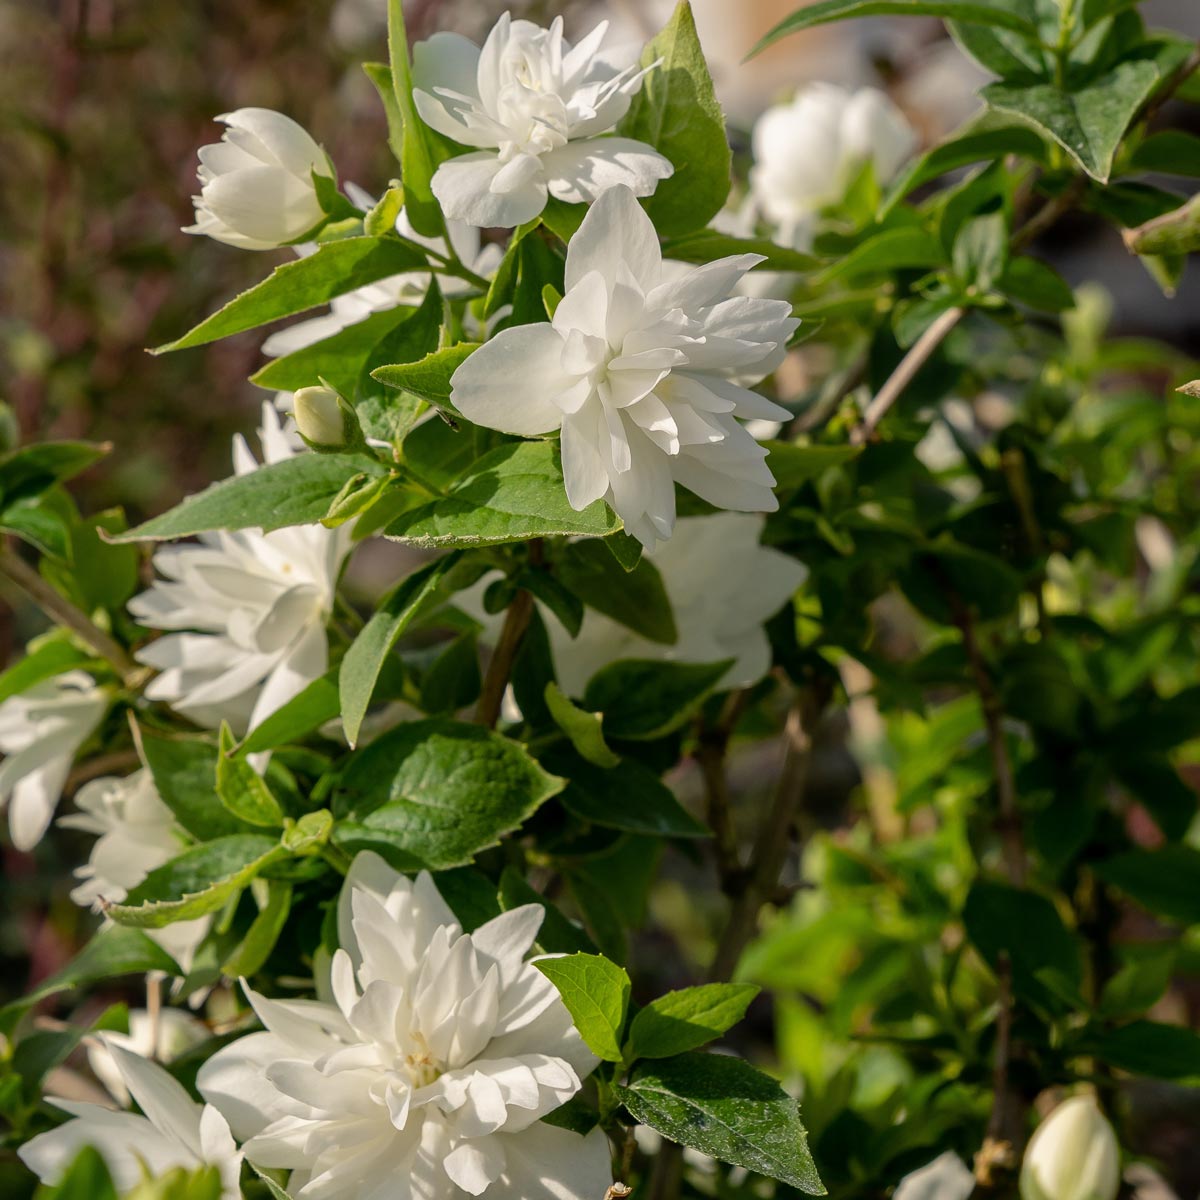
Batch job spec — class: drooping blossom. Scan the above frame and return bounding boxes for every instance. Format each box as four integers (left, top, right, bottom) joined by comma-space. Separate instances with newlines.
0, 669, 107, 851
185, 108, 333, 250
198, 851, 611, 1200
19, 1045, 242, 1198
412, 14, 673, 227
129, 403, 351, 736
60, 769, 210, 972
749, 83, 917, 251
451, 185, 798, 548
464, 514, 805, 696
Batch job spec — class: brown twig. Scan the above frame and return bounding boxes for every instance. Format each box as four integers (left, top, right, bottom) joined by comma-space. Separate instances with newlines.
475, 541, 543, 730
0, 547, 144, 687
695, 690, 750, 890
708, 692, 825, 982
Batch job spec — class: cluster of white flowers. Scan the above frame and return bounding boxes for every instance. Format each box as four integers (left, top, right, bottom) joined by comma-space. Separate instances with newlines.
129, 404, 350, 737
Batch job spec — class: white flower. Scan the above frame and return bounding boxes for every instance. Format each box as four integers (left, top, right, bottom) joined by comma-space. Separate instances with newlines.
87, 1007, 210, 1107
1020, 1095, 1121, 1200
261, 203, 503, 357
184, 107, 332, 250
59, 770, 210, 972
412, 14, 673, 227
0, 670, 106, 851
894, 1152, 976, 1200
130, 404, 351, 735
749, 83, 917, 250
198, 851, 611, 1200
464, 514, 805, 696
18, 1044, 242, 1199
451, 185, 798, 549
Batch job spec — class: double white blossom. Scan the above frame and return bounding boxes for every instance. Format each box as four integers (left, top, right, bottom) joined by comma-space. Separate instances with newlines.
413, 14, 673, 227
465, 514, 805, 697
130, 404, 351, 735
261, 202, 503, 358
198, 851, 611, 1200
185, 108, 333, 250
60, 770, 210, 972
452, 186, 797, 548
0, 670, 106, 851
750, 83, 917, 250
19, 1044, 242, 1198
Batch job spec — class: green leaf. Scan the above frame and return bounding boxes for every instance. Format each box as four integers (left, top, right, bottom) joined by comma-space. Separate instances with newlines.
584, 659, 732, 740
1093, 846, 1200, 926
340, 553, 463, 747
749, 0, 1034, 58
222, 881, 293, 978
36, 1147, 118, 1200
556, 538, 677, 645
0, 441, 108, 502
963, 880, 1085, 1012
1088, 1020, 1200, 1081
544, 682, 620, 768
331, 719, 563, 869
627, 983, 760, 1060
153, 237, 428, 353
662, 231, 819, 272
1123, 192, 1200, 256
765, 442, 861, 490
139, 729, 247, 840
817, 226, 945, 283
546, 748, 709, 838
372, 343, 479, 410
235, 673, 340, 755
1128, 130, 1200, 178
384, 440, 621, 547
953, 211, 1008, 290
535, 953, 631, 1063
617, 1053, 824, 1193
0, 637, 90, 705
998, 255, 1076, 311
419, 631, 483, 715
982, 53, 1169, 183
115, 452, 388, 541
618, 1, 732, 237
216, 723, 284, 827
387, 0, 447, 238
0, 925, 180, 1033
106, 835, 286, 928
946, 17, 1046, 78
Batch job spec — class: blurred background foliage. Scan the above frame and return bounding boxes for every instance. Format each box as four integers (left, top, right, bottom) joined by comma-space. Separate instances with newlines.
3, 1, 1200, 1196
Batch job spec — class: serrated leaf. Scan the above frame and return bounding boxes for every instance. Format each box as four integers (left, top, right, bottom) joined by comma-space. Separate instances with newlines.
544, 682, 620, 768
138, 730, 248, 841
585, 658, 732, 740
331, 719, 563, 869
114, 453, 388, 541
340, 553, 463, 747
535, 953, 631, 1062
384, 440, 621, 547
617, 1053, 824, 1193
154, 238, 428, 353
106, 835, 286, 928
618, 1, 732, 237
216, 722, 284, 827
372, 344, 479, 410
627, 983, 760, 1060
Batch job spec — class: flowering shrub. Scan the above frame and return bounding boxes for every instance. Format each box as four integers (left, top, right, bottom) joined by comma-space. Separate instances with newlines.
2, 1, 1199, 1199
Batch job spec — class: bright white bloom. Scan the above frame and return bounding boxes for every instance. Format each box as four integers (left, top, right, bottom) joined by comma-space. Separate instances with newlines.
261, 203, 503, 357
1020, 1095, 1121, 1200
19, 1044, 241, 1198
130, 404, 351, 735
894, 1152, 976, 1200
412, 14, 673, 227
0, 670, 106, 851
750, 83, 917, 250
465, 514, 805, 696
198, 852, 611, 1200
87, 1007, 210, 1107
185, 107, 332, 250
60, 770, 210, 972
452, 186, 797, 548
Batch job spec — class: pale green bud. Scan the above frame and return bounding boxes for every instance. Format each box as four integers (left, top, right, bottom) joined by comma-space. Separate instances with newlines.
293, 385, 350, 448
1020, 1096, 1120, 1200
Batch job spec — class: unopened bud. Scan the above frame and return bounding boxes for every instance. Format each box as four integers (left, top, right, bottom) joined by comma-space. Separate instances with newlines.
293, 385, 349, 448
1020, 1096, 1120, 1200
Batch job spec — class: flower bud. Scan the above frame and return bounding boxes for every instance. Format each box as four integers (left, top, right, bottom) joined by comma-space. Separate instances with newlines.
1020, 1096, 1120, 1200
184, 108, 332, 250
293, 385, 350, 448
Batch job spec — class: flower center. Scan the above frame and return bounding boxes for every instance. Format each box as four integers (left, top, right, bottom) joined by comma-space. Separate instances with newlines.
404, 1049, 441, 1089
